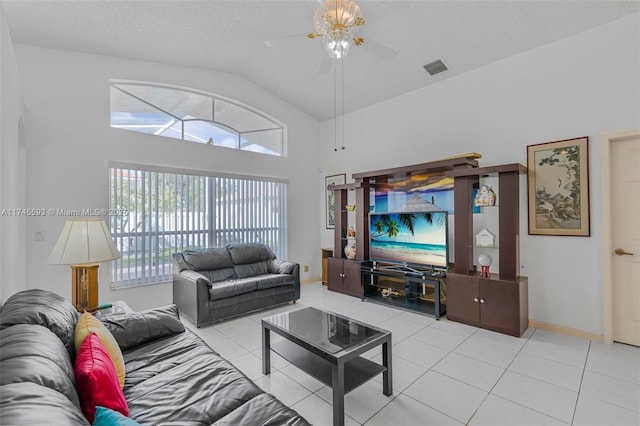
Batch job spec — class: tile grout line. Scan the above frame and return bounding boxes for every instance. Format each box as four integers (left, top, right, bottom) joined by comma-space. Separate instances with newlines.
572, 344, 640, 415
397, 391, 466, 425
570, 339, 591, 425
364, 326, 480, 425
465, 326, 540, 425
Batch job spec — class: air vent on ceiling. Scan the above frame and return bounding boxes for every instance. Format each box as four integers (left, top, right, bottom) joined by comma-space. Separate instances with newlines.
423, 59, 448, 76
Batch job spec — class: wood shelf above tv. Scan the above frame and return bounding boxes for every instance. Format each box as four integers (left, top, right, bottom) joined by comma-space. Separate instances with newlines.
352, 157, 479, 180
446, 163, 527, 177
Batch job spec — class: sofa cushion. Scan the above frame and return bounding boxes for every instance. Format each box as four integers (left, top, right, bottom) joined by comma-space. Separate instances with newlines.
75, 333, 128, 423
234, 261, 269, 278
212, 393, 310, 426
100, 305, 185, 351
93, 406, 141, 426
210, 285, 293, 309
175, 248, 234, 272
208, 278, 259, 300
122, 326, 212, 388
0, 324, 80, 408
200, 268, 236, 283
0, 289, 79, 359
0, 382, 89, 425
254, 273, 296, 291
75, 312, 125, 389
122, 329, 308, 425
227, 243, 275, 265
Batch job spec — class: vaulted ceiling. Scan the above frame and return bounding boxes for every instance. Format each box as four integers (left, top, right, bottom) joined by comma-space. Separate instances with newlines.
3, 1, 639, 121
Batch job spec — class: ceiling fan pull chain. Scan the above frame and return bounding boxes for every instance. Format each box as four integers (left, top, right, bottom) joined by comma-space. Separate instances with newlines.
341, 58, 346, 150
333, 60, 338, 152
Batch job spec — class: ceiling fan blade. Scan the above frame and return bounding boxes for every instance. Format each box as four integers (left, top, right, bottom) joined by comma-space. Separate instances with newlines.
359, 37, 397, 62
362, 0, 410, 24
264, 33, 312, 48
318, 54, 333, 75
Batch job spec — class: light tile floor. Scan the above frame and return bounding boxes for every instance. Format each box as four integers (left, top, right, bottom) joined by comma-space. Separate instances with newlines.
183, 282, 640, 426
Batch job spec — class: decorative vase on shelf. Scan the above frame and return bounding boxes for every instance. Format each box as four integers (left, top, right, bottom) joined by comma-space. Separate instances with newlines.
346, 226, 356, 238
344, 243, 356, 260
474, 185, 497, 207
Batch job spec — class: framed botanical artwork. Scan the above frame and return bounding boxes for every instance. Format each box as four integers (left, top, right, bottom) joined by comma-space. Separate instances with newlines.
325, 173, 346, 229
527, 136, 590, 236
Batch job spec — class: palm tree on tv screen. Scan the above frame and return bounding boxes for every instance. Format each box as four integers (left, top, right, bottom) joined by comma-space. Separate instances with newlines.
373, 212, 445, 238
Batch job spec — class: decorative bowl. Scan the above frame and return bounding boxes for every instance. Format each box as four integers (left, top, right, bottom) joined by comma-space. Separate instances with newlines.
345, 204, 356, 211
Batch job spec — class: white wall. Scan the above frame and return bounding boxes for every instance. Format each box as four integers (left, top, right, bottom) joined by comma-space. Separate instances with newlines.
320, 13, 640, 335
0, 4, 26, 303
15, 45, 321, 311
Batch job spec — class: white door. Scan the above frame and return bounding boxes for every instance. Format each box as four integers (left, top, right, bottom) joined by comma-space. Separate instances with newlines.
612, 136, 640, 346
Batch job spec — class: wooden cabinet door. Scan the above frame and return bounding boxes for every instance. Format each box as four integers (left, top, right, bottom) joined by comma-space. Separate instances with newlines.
327, 257, 344, 292
446, 274, 480, 323
479, 279, 520, 335
342, 260, 363, 297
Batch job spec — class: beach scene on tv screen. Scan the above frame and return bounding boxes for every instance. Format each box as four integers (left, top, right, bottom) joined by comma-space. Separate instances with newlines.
369, 212, 447, 267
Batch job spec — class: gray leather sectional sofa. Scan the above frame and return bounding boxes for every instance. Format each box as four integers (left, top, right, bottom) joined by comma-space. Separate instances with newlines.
0, 289, 309, 425
173, 243, 300, 327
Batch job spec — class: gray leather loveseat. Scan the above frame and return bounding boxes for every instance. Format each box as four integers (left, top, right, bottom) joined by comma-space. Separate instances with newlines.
173, 243, 300, 327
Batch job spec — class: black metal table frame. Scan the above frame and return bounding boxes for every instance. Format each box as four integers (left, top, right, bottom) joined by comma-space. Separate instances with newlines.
262, 311, 392, 426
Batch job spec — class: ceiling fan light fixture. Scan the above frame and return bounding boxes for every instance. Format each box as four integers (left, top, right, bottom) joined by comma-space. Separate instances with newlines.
323, 30, 351, 59
313, 0, 364, 59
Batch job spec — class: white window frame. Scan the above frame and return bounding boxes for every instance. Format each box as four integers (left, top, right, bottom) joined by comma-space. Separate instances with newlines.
109, 80, 286, 157
109, 162, 287, 288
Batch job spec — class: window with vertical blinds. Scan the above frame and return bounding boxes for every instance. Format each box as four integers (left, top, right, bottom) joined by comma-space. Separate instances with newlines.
108, 162, 287, 288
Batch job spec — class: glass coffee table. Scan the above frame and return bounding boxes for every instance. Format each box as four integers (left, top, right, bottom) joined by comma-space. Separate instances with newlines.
262, 307, 392, 426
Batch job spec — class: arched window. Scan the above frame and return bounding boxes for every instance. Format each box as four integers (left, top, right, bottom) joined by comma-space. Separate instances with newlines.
110, 81, 285, 156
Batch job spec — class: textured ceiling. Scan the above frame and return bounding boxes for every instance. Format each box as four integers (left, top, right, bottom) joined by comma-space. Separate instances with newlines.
3, 0, 640, 121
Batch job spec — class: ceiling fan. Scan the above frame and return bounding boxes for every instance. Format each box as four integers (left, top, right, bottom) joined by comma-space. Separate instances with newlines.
265, 0, 400, 66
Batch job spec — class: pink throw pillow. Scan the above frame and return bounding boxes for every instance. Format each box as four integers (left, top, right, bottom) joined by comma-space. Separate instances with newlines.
75, 332, 128, 423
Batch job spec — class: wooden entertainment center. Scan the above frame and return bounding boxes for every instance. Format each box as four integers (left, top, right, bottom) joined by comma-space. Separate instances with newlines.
327, 156, 529, 336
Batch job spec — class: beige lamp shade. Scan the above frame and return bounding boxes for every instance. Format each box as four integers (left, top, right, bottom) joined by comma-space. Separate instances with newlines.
48, 219, 120, 265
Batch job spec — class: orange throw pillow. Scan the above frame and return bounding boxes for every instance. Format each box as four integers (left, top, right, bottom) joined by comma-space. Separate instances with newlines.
75, 312, 125, 389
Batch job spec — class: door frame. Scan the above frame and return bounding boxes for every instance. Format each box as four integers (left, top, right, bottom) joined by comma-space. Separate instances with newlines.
601, 129, 640, 344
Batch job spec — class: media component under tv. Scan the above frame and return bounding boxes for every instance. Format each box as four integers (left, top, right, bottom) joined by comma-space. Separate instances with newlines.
369, 210, 449, 271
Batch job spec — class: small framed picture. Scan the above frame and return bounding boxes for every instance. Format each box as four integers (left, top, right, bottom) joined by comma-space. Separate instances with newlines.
325, 173, 346, 229
527, 136, 590, 236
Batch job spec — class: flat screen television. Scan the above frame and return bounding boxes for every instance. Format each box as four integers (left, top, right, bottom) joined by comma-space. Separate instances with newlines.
368, 210, 449, 271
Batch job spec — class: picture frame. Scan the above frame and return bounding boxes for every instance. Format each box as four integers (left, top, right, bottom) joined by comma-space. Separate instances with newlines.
325, 173, 346, 229
527, 136, 590, 236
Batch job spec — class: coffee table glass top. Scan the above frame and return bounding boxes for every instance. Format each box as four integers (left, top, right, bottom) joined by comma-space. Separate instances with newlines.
262, 307, 388, 354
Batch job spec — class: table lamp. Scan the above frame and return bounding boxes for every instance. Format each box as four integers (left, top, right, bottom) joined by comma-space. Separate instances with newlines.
48, 219, 120, 312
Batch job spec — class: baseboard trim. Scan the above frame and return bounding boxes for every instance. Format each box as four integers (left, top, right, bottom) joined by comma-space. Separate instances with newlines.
528, 319, 602, 342
301, 277, 321, 285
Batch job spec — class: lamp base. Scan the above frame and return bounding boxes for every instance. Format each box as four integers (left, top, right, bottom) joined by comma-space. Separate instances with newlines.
71, 264, 99, 312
